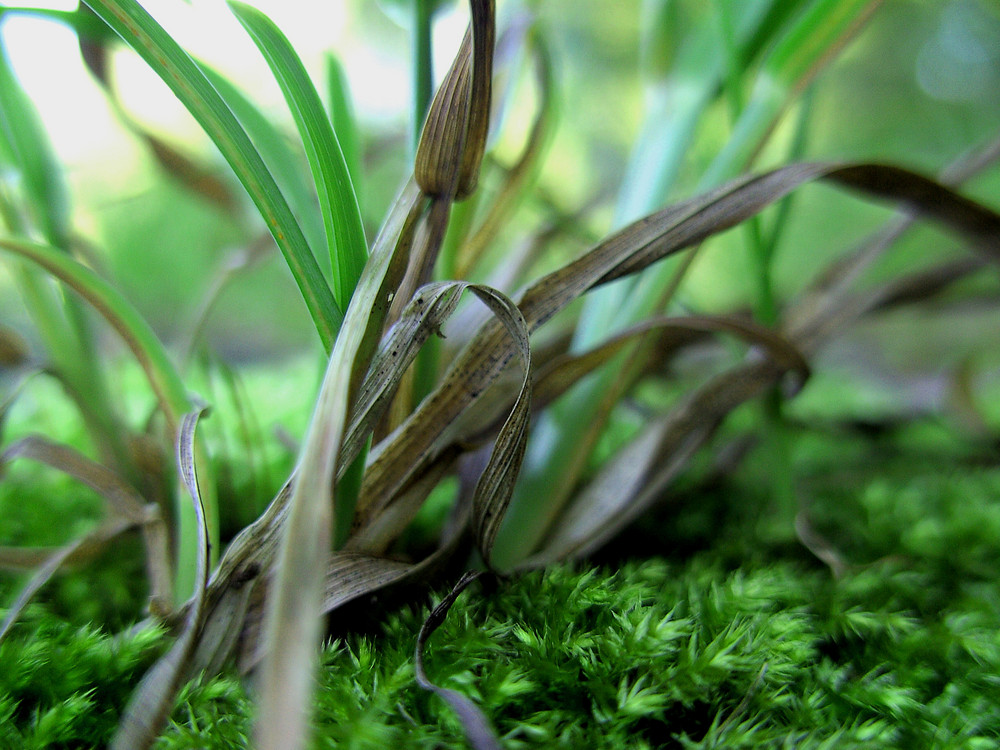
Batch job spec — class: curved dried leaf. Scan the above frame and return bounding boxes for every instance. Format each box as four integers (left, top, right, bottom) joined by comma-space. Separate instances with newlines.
414, 570, 501, 750
364, 162, 1000, 525
350, 281, 531, 567
111, 410, 211, 750
788, 133, 1000, 338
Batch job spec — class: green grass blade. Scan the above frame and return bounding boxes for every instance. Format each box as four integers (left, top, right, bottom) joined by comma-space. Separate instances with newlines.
0, 238, 189, 426
0, 52, 137, 477
200, 65, 326, 256
229, 1, 367, 308
0, 39, 69, 246
702, 0, 882, 187
325, 53, 365, 213
83, 0, 341, 350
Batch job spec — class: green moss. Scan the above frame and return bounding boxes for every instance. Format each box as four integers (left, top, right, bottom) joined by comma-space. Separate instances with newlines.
141, 548, 999, 748
3, 413, 999, 747
0, 610, 166, 749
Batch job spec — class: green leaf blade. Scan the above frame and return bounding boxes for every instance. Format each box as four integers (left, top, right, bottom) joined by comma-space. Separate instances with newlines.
82, 0, 341, 350
229, 0, 368, 309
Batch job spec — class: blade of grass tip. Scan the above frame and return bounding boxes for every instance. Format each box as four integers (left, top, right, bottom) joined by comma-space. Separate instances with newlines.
415, 570, 502, 750
229, 1, 368, 308
0, 5, 116, 38
83, 0, 341, 350
223, 0, 376, 546
111, 410, 211, 750
0, 236, 217, 599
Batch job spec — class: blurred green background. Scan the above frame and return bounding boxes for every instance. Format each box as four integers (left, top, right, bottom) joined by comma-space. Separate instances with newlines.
1, 0, 998, 363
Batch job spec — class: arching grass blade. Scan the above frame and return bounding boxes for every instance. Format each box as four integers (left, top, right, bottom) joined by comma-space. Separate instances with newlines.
83, 0, 341, 350
229, 1, 368, 307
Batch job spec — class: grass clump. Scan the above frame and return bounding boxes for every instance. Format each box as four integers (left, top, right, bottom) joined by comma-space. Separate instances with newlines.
2, 1, 999, 745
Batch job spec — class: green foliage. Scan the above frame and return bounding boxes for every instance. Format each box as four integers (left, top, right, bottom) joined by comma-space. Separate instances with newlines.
2, 1, 1000, 746
7, 416, 998, 747
0, 610, 165, 749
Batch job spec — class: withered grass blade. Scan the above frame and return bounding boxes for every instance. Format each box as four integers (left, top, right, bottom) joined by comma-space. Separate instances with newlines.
414, 570, 502, 750
0, 517, 133, 644
178, 181, 426, 680
347, 449, 458, 555
0, 436, 172, 612
461, 287, 532, 565
111, 410, 211, 750
253, 178, 430, 750
789, 134, 1000, 343
414, 0, 495, 200
528, 359, 788, 566
364, 162, 1000, 529
533, 314, 810, 411
534, 186, 999, 566
349, 280, 531, 569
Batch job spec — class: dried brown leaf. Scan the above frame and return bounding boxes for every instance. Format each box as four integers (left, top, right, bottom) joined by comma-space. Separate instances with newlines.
414, 0, 495, 200
414, 570, 502, 750
0, 517, 133, 643
111, 410, 211, 750
364, 162, 1000, 534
